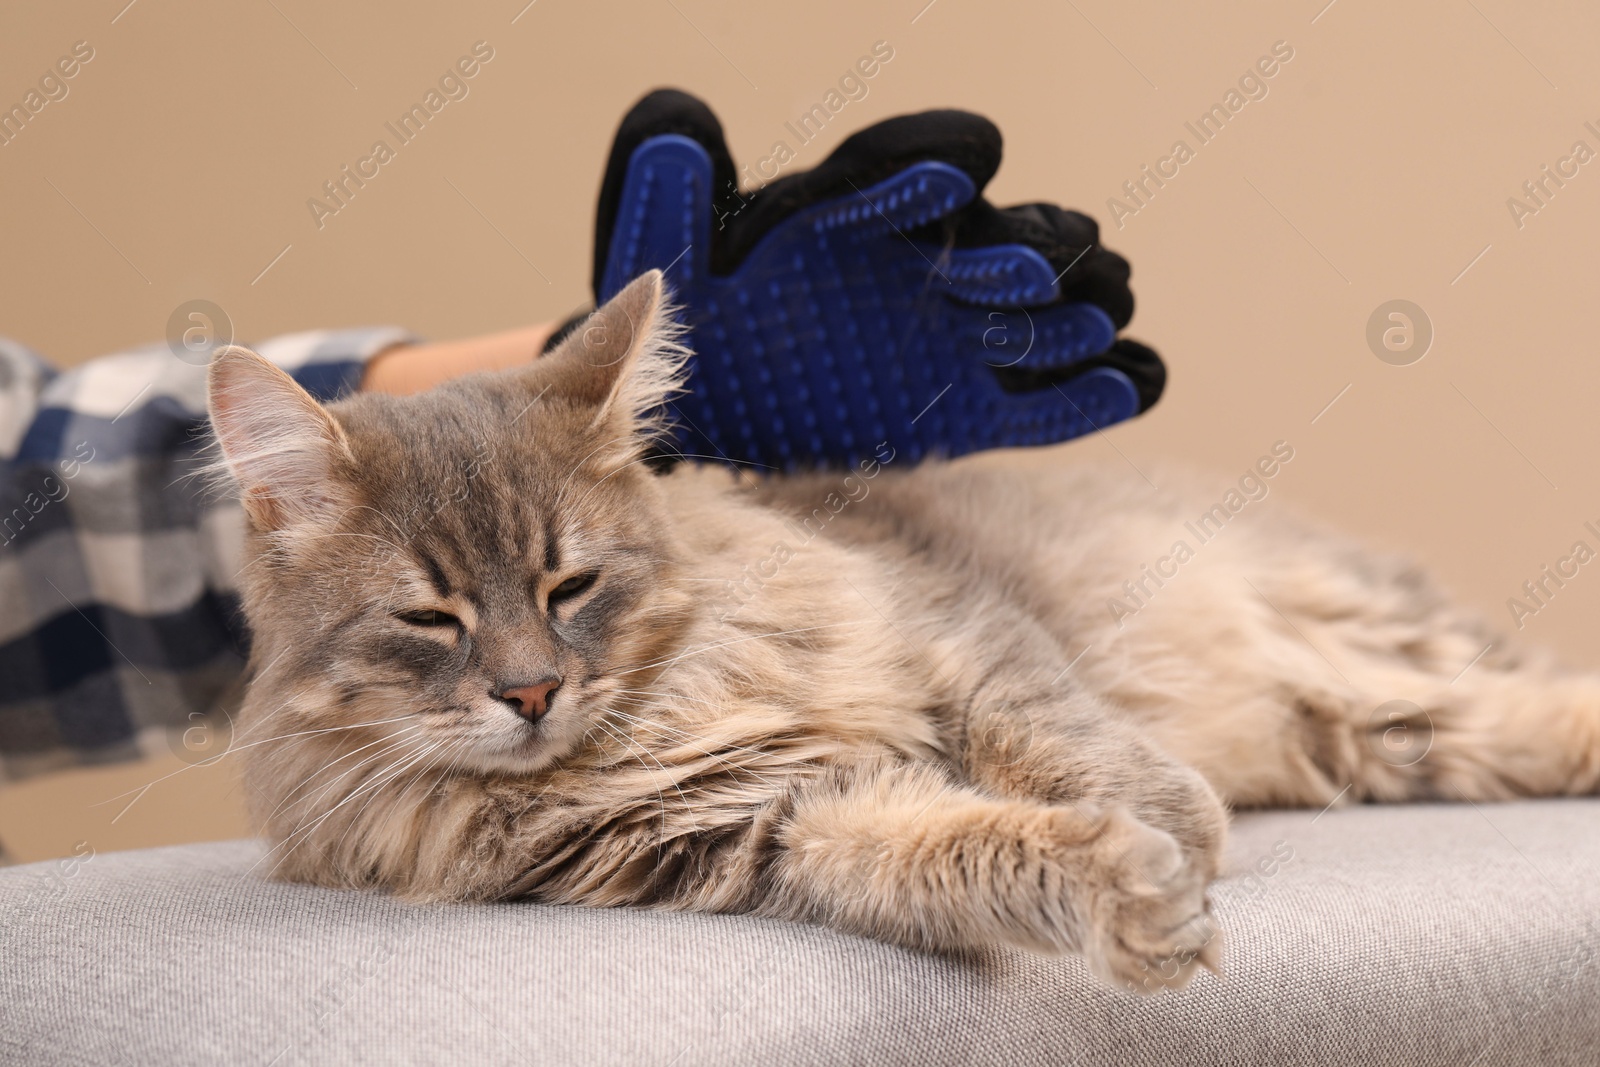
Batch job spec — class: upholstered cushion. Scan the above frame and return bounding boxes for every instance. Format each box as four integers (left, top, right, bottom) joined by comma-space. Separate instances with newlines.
2, 800, 1596, 1066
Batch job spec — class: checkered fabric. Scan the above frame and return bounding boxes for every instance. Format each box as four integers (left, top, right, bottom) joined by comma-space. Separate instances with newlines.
0, 328, 412, 781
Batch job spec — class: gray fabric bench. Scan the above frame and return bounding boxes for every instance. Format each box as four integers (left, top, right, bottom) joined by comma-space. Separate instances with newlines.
2, 800, 1596, 1066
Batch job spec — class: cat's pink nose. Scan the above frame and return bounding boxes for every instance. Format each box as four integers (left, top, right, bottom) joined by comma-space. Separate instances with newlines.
496, 677, 561, 722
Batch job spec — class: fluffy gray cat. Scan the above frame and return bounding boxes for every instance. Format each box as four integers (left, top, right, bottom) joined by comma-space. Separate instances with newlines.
208, 271, 1599, 992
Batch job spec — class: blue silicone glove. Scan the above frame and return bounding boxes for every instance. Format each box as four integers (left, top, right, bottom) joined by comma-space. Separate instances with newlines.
567, 90, 1164, 471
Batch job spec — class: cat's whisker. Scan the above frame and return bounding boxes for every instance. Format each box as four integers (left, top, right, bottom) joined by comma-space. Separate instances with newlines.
598, 719, 700, 825
553, 430, 650, 507
431, 735, 482, 802
608, 716, 790, 783
604, 691, 816, 763
346, 734, 452, 851
380, 574, 406, 613
92, 712, 421, 807
257, 737, 442, 879
604, 707, 793, 785
609, 684, 731, 715
663, 452, 780, 473
267, 738, 427, 843
594, 722, 675, 847
605, 711, 783, 788
225, 712, 419, 753
263, 725, 424, 824
343, 503, 414, 546
366, 729, 480, 857
268, 731, 431, 842
230, 718, 422, 787
228, 550, 280, 583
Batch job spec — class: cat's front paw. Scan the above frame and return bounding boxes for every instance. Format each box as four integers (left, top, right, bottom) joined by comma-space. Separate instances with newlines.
1080, 809, 1222, 994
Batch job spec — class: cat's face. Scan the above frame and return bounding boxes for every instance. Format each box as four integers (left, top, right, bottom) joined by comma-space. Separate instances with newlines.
210, 271, 694, 776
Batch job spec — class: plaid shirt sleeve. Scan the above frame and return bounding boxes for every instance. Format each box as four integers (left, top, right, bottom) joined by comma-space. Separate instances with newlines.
0, 327, 414, 782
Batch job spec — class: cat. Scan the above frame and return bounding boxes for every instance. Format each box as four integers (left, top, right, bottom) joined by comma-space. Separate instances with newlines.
208, 270, 1600, 993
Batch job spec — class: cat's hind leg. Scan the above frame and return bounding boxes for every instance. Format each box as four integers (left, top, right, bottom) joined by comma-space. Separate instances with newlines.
1297, 642, 1600, 805
1212, 551, 1600, 807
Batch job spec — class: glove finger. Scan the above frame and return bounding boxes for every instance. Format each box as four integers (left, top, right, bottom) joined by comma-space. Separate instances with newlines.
597, 133, 716, 302
958, 299, 1117, 372
991, 337, 1165, 414
1059, 246, 1134, 330
722, 109, 1001, 269
1100, 337, 1166, 413
804, 160, 977, 243
942, 201, 1136, 329
942, 243, 1060, 307
1040, 366, 1144, 433
593, 89, 735, 298
978, 366, 1144, 449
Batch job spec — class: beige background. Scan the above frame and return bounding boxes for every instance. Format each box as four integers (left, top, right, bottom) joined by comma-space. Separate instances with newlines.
3, 0, 1598, 862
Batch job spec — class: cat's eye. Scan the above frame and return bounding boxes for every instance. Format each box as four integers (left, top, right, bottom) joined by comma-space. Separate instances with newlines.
548, 571, 598, 603
395, 609, 461, 628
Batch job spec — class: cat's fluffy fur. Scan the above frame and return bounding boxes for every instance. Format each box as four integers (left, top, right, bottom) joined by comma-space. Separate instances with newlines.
209, 272, 1600, 993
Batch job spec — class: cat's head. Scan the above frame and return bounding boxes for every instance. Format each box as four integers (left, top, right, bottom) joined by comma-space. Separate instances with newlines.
209, 271, 697, 778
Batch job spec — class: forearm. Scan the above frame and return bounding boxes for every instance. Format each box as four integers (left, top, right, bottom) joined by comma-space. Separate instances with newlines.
361, 321, 558, 395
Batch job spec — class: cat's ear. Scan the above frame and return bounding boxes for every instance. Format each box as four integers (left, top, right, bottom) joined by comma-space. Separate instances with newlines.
538, 269, 687, 455
208, 345, 356, 530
